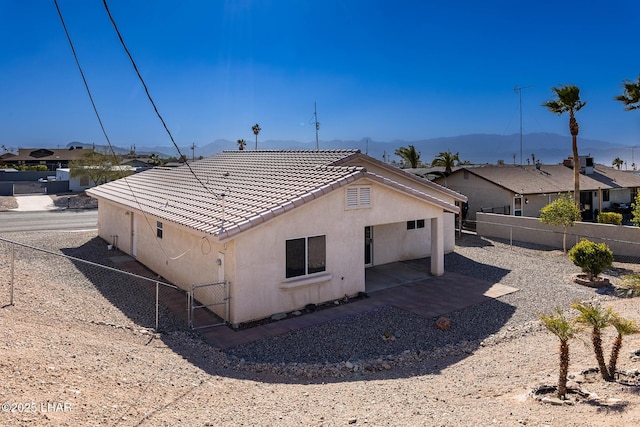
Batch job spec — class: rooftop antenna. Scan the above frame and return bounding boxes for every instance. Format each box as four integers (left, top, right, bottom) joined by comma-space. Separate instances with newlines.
310, 102, 320, 150
191, 142, 196, 161
514, 85, 533, 166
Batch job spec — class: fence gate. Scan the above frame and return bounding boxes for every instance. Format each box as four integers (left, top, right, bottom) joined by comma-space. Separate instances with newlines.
188, 281, 229, 329
13, 182, 47, 195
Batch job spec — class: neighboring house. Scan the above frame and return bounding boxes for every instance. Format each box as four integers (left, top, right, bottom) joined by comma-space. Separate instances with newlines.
120, 157, 156, 169
56, 168, 93, 192
57, 165, 137, 192
1, 147, 92, 171
437, 156, 640, 221
87, 150, 467, 325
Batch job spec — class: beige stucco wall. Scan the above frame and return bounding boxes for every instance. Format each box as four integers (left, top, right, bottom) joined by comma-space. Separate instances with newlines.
438, 172, 513, 219
372, 213, 455, 264
95, 175, 456, 325
96, 199, 233, 319
226, 178, 450, 324
476, 212, 640, 256
96, 200, 133, 252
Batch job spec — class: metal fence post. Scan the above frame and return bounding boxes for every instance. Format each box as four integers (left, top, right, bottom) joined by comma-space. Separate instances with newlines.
510, 225, 513, 249
155, 282, 159, 332
10, 242, 15, 305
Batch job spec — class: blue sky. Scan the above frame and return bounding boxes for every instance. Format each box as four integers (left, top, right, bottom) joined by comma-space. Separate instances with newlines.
1, 0, 639, 153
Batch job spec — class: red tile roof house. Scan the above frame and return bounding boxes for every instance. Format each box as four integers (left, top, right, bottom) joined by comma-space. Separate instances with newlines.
87, 150, 467, 325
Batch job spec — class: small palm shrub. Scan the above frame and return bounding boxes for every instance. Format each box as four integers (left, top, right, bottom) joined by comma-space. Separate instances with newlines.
608, 315, 639, 378
539, 309, 577, 399
572, 302, 613, 381
617, 273, 640, 297
597, 212, 622, 225
568, 239, 613, 280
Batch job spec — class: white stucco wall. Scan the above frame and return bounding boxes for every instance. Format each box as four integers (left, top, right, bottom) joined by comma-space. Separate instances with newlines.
224, 178, 451, 323
438, 172, 512, 219
95, 176, 456, 325
96, 199, 233, 319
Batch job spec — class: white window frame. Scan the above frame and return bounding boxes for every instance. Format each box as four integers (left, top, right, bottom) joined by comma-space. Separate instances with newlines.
514, 197, 522, 216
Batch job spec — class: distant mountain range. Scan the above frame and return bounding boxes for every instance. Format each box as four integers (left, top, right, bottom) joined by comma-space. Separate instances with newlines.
21, 133, 639, 167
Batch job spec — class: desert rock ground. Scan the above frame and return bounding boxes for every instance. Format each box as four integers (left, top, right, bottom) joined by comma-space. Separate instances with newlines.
1, 230, 639, 426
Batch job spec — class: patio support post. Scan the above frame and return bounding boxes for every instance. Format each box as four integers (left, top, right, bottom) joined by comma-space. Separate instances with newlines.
430, 217, 444, 276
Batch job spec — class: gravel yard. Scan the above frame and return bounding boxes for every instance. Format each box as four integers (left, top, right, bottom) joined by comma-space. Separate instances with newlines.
1, 230, 639, 426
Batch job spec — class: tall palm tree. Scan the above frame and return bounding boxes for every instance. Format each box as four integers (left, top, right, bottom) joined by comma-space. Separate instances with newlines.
607, 314, 639, 378
237, 139, 246, 151
539, 309, 576, 399
572, 302, 613, 381
432, 151, 461, 175
615, 75, 640, 111
252, 123, 261, 150
394, 145, 420, 168
612, 157, 624, 170
543, 85, 586, 207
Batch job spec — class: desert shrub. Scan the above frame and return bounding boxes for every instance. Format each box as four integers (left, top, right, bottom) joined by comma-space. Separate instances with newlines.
568, 239, 613, 280
632, 192, 640, 227
539, 193, 582, 252
14, 164, 48, 171
617, 273, 640, 297
597, 212, 622, 225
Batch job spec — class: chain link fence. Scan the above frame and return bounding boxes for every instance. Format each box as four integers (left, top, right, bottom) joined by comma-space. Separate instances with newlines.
0, 234, 224, 332
474, 214, 640, 264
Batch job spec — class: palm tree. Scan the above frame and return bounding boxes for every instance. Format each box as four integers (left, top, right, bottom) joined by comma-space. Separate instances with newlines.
539, 309, 577, 399
572, 302, 613, 381
432, 151, 461, 175
237, 139, 246, 151
149, 153, 163, 166
252, 123, 261, 150
612, 157, 624, 170
615, 75, 640, 111
607, 314, 639, 378
394, 145, 420, 168
543, 85, 586, 207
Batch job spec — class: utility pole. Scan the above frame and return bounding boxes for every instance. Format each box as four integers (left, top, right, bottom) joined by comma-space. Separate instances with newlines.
514, 85, 533, 166
191, 142, 196, 161
312, 102, 320, 150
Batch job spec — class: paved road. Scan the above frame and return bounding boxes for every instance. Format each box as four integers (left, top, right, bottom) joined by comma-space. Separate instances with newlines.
0, 210, 98, 233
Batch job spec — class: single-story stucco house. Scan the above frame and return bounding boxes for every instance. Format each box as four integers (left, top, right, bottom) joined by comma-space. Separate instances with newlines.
87, 150, 467, 325
437, 156, 640, 222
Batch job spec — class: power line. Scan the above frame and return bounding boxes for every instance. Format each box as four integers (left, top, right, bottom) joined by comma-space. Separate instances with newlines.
53, 0, 120, 165
54, 0, 217, 261
101, 0, 222, 203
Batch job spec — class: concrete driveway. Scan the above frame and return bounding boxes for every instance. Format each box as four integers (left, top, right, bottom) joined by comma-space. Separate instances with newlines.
12, 195, 58, 211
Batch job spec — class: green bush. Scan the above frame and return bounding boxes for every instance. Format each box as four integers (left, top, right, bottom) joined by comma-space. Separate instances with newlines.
633, 192, 640, 227
597, 212, 622, 225
568, 239, 613, 280
14, 165, 48, 171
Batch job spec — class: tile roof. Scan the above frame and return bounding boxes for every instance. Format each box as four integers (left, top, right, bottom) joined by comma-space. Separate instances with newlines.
461, 164, 640, 194
87, 150, 462, 239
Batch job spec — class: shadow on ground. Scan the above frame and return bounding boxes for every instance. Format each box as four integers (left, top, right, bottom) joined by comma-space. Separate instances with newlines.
63, 236, 517, 384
